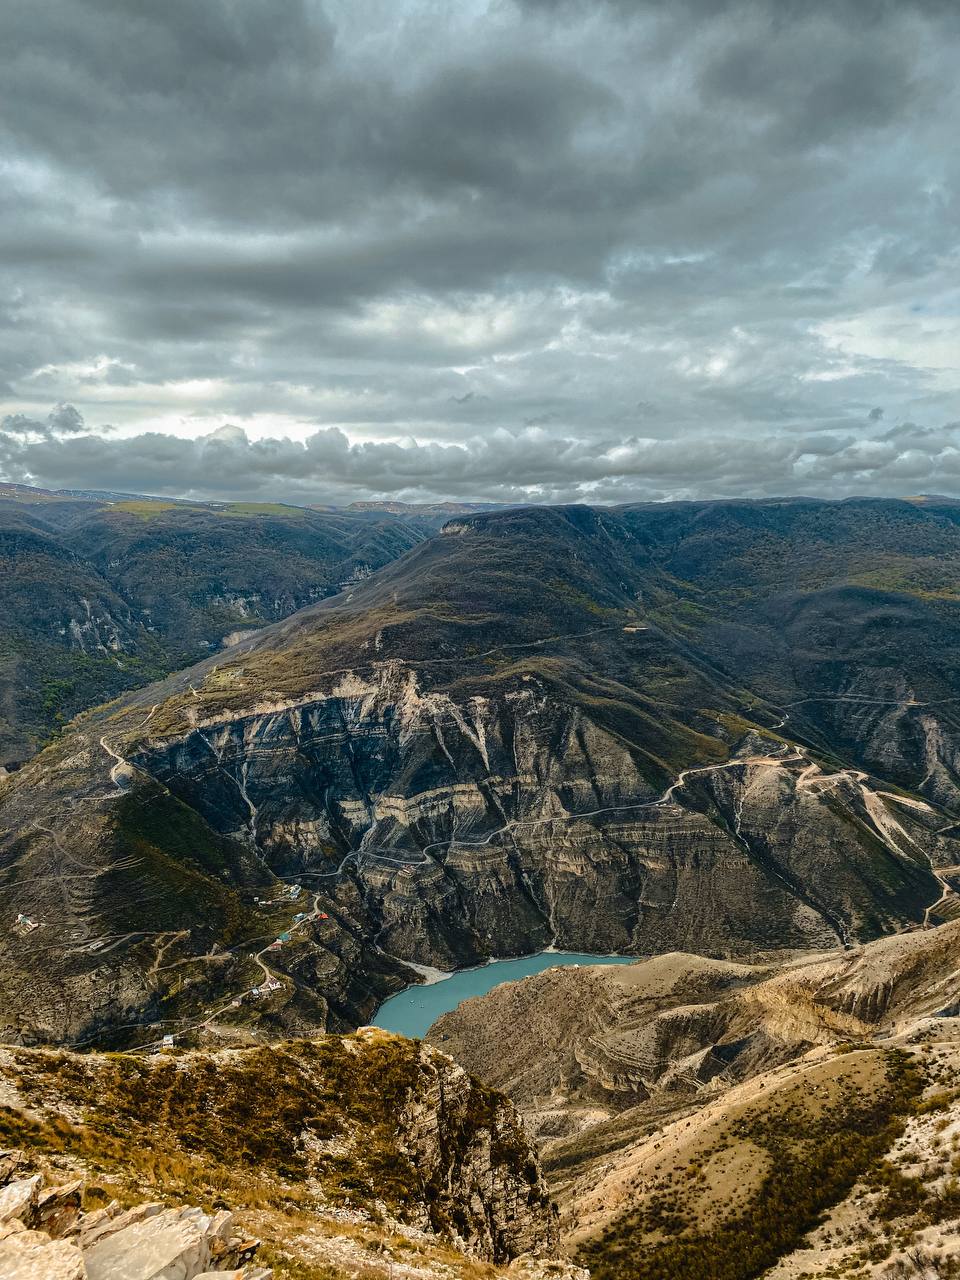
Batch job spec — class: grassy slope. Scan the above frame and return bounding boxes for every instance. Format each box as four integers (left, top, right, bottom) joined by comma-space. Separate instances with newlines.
577, 1049, 926, 1280
0, 497, 427, 763
0, 1033, 547, 1279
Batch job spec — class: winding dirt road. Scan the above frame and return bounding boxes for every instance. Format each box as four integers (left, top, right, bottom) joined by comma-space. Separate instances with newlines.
126, 887, 329, 1054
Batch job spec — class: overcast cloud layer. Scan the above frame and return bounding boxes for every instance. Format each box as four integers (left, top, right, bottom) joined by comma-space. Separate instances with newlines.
1, 0, 959, 504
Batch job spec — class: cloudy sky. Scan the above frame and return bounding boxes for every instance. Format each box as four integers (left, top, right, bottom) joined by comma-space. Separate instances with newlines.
1, 0, 959, 505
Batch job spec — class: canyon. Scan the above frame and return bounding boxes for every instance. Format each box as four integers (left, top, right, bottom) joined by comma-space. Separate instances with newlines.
5, 497, 960, 1276
4, 500, 960, 1048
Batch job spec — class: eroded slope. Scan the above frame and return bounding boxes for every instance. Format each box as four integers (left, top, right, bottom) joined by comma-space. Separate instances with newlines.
431, 921, 960, 1278
0, 1028, 568, 1278
1, 509, 954, 1047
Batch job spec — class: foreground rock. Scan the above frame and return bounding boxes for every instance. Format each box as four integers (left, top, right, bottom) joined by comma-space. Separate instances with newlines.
0, 1029, 560, 1279
0, 1160, 268, 1280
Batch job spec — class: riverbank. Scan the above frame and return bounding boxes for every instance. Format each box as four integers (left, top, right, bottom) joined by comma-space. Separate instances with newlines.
372, 950, 632, 1038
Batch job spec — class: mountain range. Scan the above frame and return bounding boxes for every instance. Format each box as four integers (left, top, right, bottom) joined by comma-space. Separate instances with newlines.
5, 492, 960, 1277
3, 496, 960, 1044
0, 483, 448, 767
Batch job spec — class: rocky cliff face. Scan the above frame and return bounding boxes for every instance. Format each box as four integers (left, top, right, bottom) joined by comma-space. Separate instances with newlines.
2, 500, 960, 1047
0, 1029, 562, 1276
0, 656, 951, 1047
139, 680, 947, 963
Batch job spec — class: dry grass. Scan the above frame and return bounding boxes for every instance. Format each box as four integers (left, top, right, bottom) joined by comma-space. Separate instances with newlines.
0, 1033, 546, 1280
110, 500, 184, 518
575, 1049, 926, 1280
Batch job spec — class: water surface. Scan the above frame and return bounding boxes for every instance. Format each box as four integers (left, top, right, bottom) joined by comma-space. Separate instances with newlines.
372, 951, 629, 1039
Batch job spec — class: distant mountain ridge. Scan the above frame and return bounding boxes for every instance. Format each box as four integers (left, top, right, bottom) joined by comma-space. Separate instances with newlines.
0, 483, 433, 765
4, 497, 960, 1049
344, 499, 504, 516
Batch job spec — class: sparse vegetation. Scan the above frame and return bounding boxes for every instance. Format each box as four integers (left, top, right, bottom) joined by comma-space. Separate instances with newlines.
10, 1035, 542, 1228
579, 1051, 926, 1280
0, 1033, 551, 1278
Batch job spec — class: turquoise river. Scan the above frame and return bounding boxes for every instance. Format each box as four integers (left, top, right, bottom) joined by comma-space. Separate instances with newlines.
372, 951, 629, 1039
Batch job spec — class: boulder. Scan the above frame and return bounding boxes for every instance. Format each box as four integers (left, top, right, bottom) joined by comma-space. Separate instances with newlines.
0, 1173, 41, 1222
78, 1202, 162, 1249
34, 1178, 84, 1238
83, 1205, 234, 1280
0, 1148, 22, 1184
0, 1230, 87, 1280
0, 1163, 269, 1280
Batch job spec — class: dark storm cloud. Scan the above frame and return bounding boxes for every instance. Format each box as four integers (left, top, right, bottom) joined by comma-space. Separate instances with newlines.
1, 0, 959, 503
1, 403, 87, 437
517, 0, 958, 18
3, 410, 959, 506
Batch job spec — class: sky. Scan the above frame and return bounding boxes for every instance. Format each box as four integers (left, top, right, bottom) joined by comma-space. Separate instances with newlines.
1, 0, 959, 506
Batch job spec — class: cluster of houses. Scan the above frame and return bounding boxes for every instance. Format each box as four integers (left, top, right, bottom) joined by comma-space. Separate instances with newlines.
250, 976, 282, 998
253, 882, 303, 908
227, 975, 283, 1004
142, 880, 335, 1054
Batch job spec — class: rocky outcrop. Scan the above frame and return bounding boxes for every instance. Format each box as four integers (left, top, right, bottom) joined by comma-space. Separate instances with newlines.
428, 953, 761, 1132
0, 1030, 557, 1270
0, 1159, 268, 1280
396, 1052, 558, 1260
